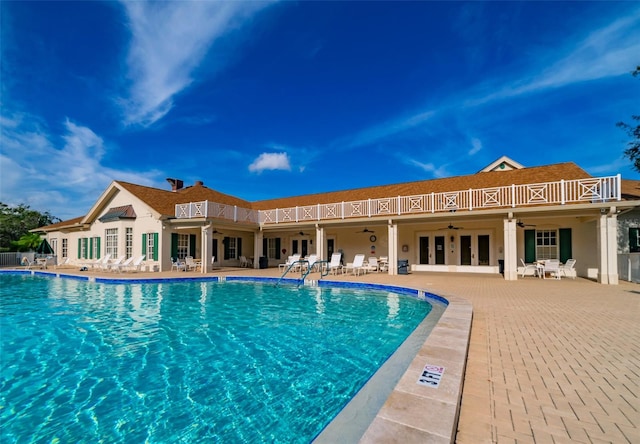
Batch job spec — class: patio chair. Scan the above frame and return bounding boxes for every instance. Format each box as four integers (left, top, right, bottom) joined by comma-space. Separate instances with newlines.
327, 253, 343, 275
104, 255, 126, 271
239, 256, 250, 268
303, 254, 318, 272
123, 255, 145, 272
378, 256, 389, 272
519, 258, 538, 278
112, 256, 134, 273
344, 254, 367, 276
559, 259, 576, 279
185, 256, 198, 271
542, 259, 561, 279
171, 257, 186, 272
363, 256, 380, 273
279, 254, 301, 272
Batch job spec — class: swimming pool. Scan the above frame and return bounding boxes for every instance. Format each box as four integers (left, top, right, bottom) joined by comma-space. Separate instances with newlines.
0, 273, 436, 442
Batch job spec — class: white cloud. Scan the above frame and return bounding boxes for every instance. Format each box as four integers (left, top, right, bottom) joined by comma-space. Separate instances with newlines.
345, 110, 435, 149
469, 138, 482, 155
407, 159, 450, 178
0, 111, 161, 219
248, 152, 291, 173
120, 0, 273, 127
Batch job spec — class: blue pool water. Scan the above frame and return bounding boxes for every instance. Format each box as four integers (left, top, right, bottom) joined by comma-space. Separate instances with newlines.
0, 274, 432, 442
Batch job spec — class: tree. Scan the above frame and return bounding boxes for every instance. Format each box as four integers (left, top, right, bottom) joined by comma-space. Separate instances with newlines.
0, 203, 61, 250
11, 233, 43, 252
617, 66, 640, 173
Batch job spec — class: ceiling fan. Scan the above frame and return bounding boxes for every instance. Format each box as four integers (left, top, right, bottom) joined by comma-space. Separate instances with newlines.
439, 223, 463, 230
212, 229, 224, 235
516, 220, 536, 228
297, 231, 310, 236
356, 228, 375, 233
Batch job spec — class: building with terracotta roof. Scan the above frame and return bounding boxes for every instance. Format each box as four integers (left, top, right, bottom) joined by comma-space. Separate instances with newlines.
36, 157, 640, 284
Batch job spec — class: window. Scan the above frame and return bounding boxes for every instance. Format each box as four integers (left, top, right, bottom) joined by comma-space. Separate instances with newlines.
105, 228, 118, 258
62, 239, 68, 258
146, 233, 155, 261
267, 238, 277, 259
126, 228, 133, 258
536, 230, 557, 259
178, 234, 189, 259
227, 237, 237, 259
630, 227, 640, 253
91, 237, 100, 259
50, 238, 58, 256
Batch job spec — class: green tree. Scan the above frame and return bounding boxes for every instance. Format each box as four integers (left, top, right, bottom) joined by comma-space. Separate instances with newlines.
0, 203, 60, 250
11, 233, 43, 252
617, 66, 640, 173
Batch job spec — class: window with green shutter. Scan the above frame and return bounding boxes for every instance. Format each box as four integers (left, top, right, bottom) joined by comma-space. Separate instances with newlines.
630, 227, 640, 253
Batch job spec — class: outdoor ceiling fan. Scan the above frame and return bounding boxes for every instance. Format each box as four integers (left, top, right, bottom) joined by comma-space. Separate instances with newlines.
212, 229, 224, 235
439, 223, 463, 230
356, 228, 375, 233
516, 220, 536, 228
297, 231, 310, 236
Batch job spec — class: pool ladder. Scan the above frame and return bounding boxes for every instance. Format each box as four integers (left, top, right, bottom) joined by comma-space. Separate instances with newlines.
275, 259, 330, 287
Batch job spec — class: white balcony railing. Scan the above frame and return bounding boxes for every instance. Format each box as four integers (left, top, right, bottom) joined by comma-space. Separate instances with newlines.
175, 175, 621, 224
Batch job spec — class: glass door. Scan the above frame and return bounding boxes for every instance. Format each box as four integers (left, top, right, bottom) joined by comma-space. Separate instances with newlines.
419, 237, 429, 264
460, 235, 472, 265
435, 236, 445, 264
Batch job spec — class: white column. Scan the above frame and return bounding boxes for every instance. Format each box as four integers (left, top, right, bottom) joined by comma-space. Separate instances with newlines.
597, 213, 619, 284
388, 222, 398, 275
201, 225, 211, 274
503, 218, 518, 280
316, 226, 325, 261
254, 230, 263, 269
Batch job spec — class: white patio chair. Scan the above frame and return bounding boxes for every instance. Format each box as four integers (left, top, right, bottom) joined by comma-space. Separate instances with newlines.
327, 253, 343, 275
363, 256, 379, 273
543, 259, 561, 279
171, 257, 186, 272
344, 254, 367, 276
559, 259, 576, 279
519, 258, 538, 277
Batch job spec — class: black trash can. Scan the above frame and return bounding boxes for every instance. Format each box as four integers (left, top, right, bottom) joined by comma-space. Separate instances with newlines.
398, 259, 409, 275
498, 259, 504, 275
259, 256, 268, 269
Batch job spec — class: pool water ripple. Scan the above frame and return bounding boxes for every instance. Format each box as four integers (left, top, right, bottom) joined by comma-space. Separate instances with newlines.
1, 274, 432, 442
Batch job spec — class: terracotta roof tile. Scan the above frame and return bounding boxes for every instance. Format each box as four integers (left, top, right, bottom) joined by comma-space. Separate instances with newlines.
621, 179, 640, 199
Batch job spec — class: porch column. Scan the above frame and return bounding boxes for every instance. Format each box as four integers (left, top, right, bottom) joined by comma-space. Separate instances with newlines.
254, 230, 263, 269
388, 221, 398, 275
597, 212, 619, 284
503, 218, 518, 280
315, 226, 325, 261
201, 225, 212, 274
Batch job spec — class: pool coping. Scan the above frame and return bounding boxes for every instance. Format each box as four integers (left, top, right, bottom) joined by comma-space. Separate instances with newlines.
2, 269, 472, 443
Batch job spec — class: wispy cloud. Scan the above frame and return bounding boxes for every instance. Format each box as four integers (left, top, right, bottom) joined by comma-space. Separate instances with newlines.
465, 11, 640, 107
469, 138, 482, 156
344, 110, 435, 150
248, 152, 291, 173
120, 1, 273, 127
0, 112, 160, 219
406, 159, 450, 178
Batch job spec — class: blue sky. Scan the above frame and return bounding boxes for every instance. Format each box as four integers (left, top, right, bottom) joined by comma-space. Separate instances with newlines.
1, 1, 639, 221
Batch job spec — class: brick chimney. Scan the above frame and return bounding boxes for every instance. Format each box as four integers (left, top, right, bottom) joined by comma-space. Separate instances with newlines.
166, 178, 184, 191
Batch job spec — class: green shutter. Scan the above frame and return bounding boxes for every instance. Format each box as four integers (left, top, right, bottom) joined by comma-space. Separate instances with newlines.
171, 233, 178, 259
142, 233, 147, 259
189, 234, 196, 257
559, 228, 572, 263
263, 238, 268, 257
275, 238, 281, 260
78, 238, 81, 259
89, 237, 94, 259
524, 230, 536, 263
630, 228, 640, 253
83, 238, 89, 259
223, 237, 230, 260
153, 233, 159, 261
237, 238, 242, 257
96, 237, 101, 259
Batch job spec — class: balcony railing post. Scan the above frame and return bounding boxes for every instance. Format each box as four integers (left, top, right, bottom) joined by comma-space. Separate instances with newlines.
234, 206, 238, 222
295, 206, 299, 222
617, 174, 622, 200
469, 188, 473, 211
342, 202, 345, 219
431, 192, 435, 213
511, 184, 516, 208
368, 198, 372, 217
318, 203, 321, 221
397, 196, 401, 215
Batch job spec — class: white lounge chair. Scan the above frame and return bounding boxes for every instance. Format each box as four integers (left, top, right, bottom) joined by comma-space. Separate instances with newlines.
559, 259, 576, 279
105, 255, 126, 271
239, 256, 250, 268
185, 256, 198, 271
520, 258, 538, 277
279, 254, 301, 272
327, 253, 343, 275
303, 254, 318, 272
112, 256, 134, 273
344, 254, 366, 276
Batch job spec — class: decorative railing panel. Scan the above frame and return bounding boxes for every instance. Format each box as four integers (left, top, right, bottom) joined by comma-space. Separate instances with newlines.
175, 175, 622, 224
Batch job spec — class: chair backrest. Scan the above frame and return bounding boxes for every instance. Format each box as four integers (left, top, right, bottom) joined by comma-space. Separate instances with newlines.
134, 255, 145, 266
520, 258, 526, 267
329, 253, 341, 267
121, 256, 135, 267
291, 254, 301, 263
564, 259, 576, 270
185, 256, 194, 265
211, 256, 216, 265
545, 259, 560, 271
353, 254, 365, 267
307, 254, 317, 265
101, 254, 112, 264
368, 257, 378, 266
